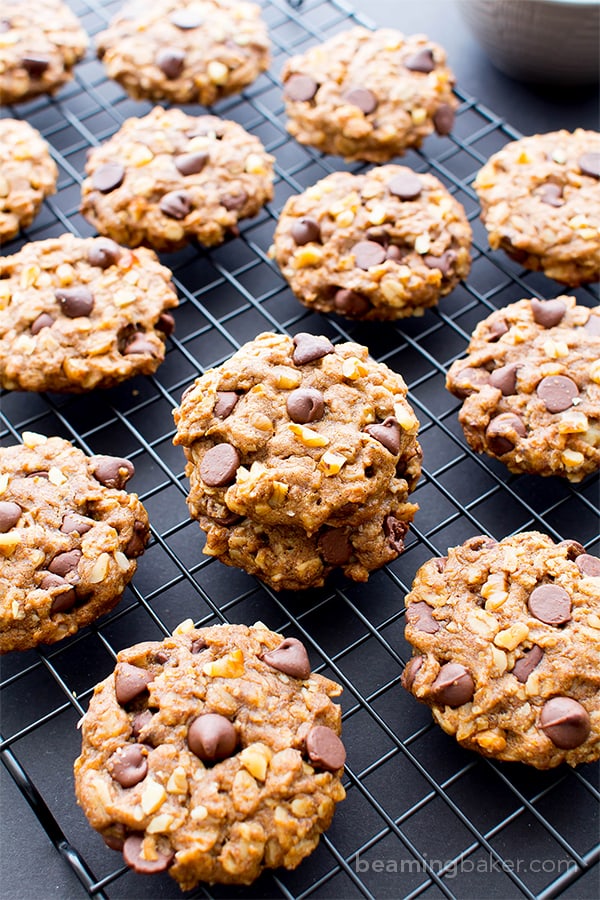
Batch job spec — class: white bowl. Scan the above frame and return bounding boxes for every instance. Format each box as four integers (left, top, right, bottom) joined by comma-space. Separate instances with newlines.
456, 0, 600, 84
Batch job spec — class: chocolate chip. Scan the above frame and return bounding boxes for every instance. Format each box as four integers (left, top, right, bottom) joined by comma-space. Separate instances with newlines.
540, 697, 591, 749
214, 391, 239, 418
450, 366, 490, 399
512, 645, 544, 683
489, 363, 518, 395
537, 182, 564, 207
578, 152, 600, 179
31, 313, 55, 334
576, 553, 600, 577
154, 650, 170, 664
126, 520, 148, 558
305, 725, 346, 771
103, 826, 126, 852
175, 151, 209, 176
199, 444, 240, 487
364, 416, 401, 454
21, 55, 50, 76
388, 172, 423, 201
487, 318, 509, 341
406, 601, 439, 634
284, 73, 318, 101
190, 638, 207, 654
334, 288, 370, 317
262, 637, 311, 679
319, 529, 352, 566
536, 375, 579, 413
424, 250, 456, 276
92, 456, 135, 489
433, 103, 455, 135
528, 583, 572, 625
431, 662, 474, 707
41, 574, 77, 613
0, 501, 21, 533
292, 333, 335, 366
485, 413, 526, 455
87, 238, 122, 268
55, 286, 94, 318
465, 536, 497, 552
48, 549, 81, 577
557, 539, 586, 560
434, 556, 447, 572
187, 714, 237, 762
91, 163, 125, 193
343, 87, 377, 114
401, 655, 423, 690
386, 245, 406, 261
170, 8, 203, 28
108, 744, 148, 788
131, 709, 153, 738
124, 333, 157, 356
405, 47, 435, 73
584, 314, 600, 335
530, 298, 566, 328
220, 191, 247, 211
286, 387, 324, 424
157, 312, 175, 336
383, 515, 408, 553
160, 190, 192, 220
353, 240, 387, 269
291, 216, 321, 245
156, 46, 185, 79
115, 663, 154, 705
123, 834, 174, 874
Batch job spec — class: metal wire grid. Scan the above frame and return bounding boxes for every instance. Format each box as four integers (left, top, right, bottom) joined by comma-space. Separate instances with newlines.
1, 0, 599, 898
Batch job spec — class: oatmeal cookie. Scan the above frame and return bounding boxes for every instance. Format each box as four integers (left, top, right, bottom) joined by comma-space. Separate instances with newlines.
74, 621, 346, 889
474, 129, 600, 285
272, 166, 472, 321
0, 0, 88, 104
0, 433, 149, 654
282, 27, 457, 162
0, 233, 178, 392
81, 107, 274, 252
0, 119, 58, 244
96, 0, 270, 105
446, 297, 600, 481
402, 532, 600, 768
173, 332, 421, 590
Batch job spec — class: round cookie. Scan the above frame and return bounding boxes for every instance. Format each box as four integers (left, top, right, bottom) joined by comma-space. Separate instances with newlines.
272, 166, 472, 321
0, 0, 88, 104
173, 332, 421, 590
446, 296, 600, 481
281, 27, 457, 162
0, 119, 58, 244
74, 620, 346, 889
401, 532, 600, 769
0, 433, 149, 654
474, 129, 600, 285
81, 107, 274, 252
0, 233, 178, 392
96, 0, 270, 105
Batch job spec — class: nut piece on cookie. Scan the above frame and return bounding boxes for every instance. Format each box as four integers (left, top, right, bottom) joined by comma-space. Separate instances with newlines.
74, 622, 346, 889
173, 332, 422, 590
0, 434, 149, 653
0, 120, 58, 245
402, 532, 600, 768
446, 296, 600, 481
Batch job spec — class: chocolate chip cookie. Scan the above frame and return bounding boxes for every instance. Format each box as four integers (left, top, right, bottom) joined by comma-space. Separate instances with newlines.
0, 233, 178, 392
0, 0, 88, 104
74, 620, 346, 888
96, 0, 270, 105
474, 129, 600, 285
0, 119, 58, 244
173, 332, 421, 590
271, 166, 472, 321
282, 27, 457, 162
0, 433, 149, 654
81, 107, 274, 252
446, 296, 600, 481
402, 532, 600, 768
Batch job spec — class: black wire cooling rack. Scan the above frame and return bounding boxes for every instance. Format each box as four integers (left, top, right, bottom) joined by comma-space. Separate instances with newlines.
1, 1, 599, 898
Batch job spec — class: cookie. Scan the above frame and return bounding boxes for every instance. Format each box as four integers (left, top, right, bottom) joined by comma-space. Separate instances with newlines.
74, 620, 346, 889
271, 166, 472, 321
0, 119, 58, 244
282, 27, 457, 162
0, 233, 178, 392
0, 433, 149, 654
96, 0, 270, 105
401, 532, 600, 769
446, 296, 600, 481
0, 0, 88, 104
81, 107, 274, 252
173, 331, 421, 590
474, 129, 600, 285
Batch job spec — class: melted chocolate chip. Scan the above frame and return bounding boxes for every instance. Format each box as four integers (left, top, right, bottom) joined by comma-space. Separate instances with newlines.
108, 744, 148, 788
334, 288, 370, 317
578, 152, 600, 179
292, 333, 335, 366
115, 663, 154, 706
557, 539, 586, 560
343, 87, 377, 114
160, 190, 192, 220
576, 553, 600, 577
512, 645, 544, 683
364, 416, 401, 454
487, 318, 509, 341
187, 714, 237, 761
124, 333, 157, 356
291, 216, 321, 245
431, 662, 474, 707
48, 549, 81, 578
156, 47, 185, 79
530, 298, 566, 328
423, 250, 456, 276
388, 171, 423, 201
284, 74, 318, 101
30, 313, 55, 334
41, 574, 77, 613
126, 520, 148, 558
383, 515, 408, 553
319, 529, 352, 566
55, 286, 94, 318
540, 697, 591, 749
286, 387, 325, 424
406, 601, 439, 634
92, 162, 125, 193
433, 103, 455, 135
536, 375, 579, 413
353, 240, 387, 269
405, 47, 435, 73
537, 182, 564, 207
87, 238, 122, 268
528, 583, 572, 625
489, 363, 518, 395
220, 191, 247, 211
92, 456, 135, 489
0, 501, 21, 533
262, 637, 311, 679
174, 151, 208, 176
305, 725, 346, 771
199, 444, 240, 487
401, 655, 423, 690
485, 413, 526, 455
123, 834, 174, 874
21, 55, 50, 76
214, 391, 239, 418
450, 366, 490, 399
170, 8, 203, 28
